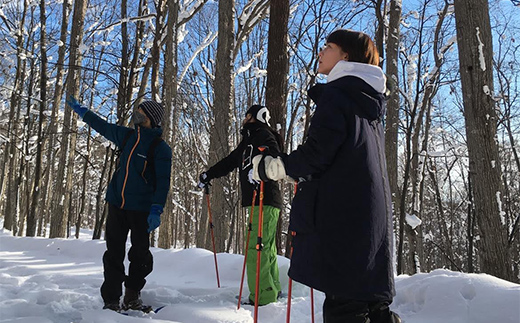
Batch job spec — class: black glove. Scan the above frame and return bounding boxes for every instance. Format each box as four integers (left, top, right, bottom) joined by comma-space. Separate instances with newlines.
198, 172, 211, 189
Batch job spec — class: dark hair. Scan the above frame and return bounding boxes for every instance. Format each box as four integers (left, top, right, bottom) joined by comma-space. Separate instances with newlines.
326, 29, 380, 66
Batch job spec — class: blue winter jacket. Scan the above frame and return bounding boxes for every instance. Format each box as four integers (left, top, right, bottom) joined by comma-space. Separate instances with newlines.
83, 111, 172, 212
285, 62, 395, 302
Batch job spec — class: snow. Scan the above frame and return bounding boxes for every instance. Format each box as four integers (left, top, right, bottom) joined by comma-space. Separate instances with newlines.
1, 229, 519, 323
496, 191, 506, 225
476, 27, 486, 72
406, 213, 422, 229
483, 85, 491, 96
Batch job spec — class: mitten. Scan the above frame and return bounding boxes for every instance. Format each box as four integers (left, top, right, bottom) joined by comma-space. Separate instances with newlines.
252, 155, 286, 181
147, 204, 163, 233
66, 96, 88, 118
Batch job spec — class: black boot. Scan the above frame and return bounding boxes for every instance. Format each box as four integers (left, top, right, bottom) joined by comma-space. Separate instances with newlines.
368, 301, 402, 323
122, 288, 143, 310
103, 300, 121, 312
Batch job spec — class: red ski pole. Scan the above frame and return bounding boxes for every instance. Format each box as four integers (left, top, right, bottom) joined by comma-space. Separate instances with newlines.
286, 231, 296, 323
254, 147, 267, 323
286, 183, 315, 323
205, 185, 221, 288
287, 183, 298, 323
311, 288, 315, 323
237, 189, 257, 310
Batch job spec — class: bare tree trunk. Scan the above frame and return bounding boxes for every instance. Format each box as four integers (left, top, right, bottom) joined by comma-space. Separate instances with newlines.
50, 0, 88, 238
126, 0, 147, 108
27, 0, 48, 237
208, 0, 235, 252
151, 0, 165, 101
40, 0, 71, 237
158, 0, 180, 249
466, 173, 476, 273
93, 148, 114, 240
266, 0, 289, 137
4, 0, 28, 232
454, 0, 513, 281
116, 0, 130, 122
385, 0, 402, 221
75, 132, 90, 239
373, 0, 385, 64
20, 28, 38, 236
0, 143, 7, 216
265, 0, 289, 254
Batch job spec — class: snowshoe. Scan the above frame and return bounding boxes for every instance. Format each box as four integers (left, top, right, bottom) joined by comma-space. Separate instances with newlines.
103, 301, 121, 312
122, 288, 152, 312
122, 298, 154, 312
240, 299, 256, 306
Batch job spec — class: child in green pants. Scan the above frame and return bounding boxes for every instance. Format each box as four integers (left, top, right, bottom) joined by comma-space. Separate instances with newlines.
198, 105, 283, 305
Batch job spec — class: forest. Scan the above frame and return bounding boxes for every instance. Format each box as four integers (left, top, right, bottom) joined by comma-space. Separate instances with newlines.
0, 0, 519, 283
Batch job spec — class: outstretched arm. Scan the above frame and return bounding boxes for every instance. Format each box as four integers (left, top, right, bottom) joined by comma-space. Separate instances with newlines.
67, 96, 129, 146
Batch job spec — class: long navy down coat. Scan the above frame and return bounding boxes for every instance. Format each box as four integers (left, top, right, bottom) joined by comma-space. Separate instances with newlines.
284, 61, 395, 301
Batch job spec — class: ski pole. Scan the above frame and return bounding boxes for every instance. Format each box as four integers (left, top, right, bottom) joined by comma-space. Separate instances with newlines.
286, 183, 315, 323
205, 185, 221, 288
286, 231, 315, 323
286, 183, 297, 323
311, 288, 315, 323
286, 231, 296, 323
254, 147, 267, 323
237, 189, 257, 310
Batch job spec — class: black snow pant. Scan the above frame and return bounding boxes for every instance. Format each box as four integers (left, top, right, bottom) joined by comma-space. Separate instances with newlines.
323, 295, 401, 323
100, 204, 153, 303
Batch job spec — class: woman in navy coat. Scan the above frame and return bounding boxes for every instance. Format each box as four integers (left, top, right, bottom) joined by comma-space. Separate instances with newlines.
254, 30, 401, 323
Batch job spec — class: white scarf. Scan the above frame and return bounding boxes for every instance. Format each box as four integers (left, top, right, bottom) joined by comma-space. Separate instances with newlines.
327, 60, 387, 94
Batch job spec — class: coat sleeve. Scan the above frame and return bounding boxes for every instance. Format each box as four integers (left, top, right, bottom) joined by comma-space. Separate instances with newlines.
205, 141, 244, 179
152, 142, 172, 206
251, 128, 281, 156
285, 91, 348, 178
82, 110, 129, 146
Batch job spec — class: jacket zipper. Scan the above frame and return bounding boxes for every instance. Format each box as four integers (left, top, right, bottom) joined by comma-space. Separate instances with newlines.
141, 161, 148, 184
120, 127, 141, 208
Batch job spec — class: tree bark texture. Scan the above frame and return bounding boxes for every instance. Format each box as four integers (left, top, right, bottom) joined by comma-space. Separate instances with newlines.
50, 0, 88, 238
26, 0, 48, 237
158, 0, 180, 249
454, 0, 513, 281
208, 0, 234, 252
265, 0, 290, 254
384, 0, 402, 217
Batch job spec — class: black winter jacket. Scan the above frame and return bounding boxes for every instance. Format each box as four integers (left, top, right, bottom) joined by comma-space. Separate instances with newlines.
285, 70, 395, 301
205, 122, 283, 209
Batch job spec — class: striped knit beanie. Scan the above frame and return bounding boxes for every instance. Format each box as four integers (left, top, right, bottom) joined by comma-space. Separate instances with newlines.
139, 101, 164, 128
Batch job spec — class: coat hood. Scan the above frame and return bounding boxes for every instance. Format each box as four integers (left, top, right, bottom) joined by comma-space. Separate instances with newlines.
309, 61, 387, 122
327, 61, 386, 93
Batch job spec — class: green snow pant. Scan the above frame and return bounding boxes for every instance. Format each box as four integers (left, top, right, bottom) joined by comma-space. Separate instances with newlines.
246, 205, 281, 305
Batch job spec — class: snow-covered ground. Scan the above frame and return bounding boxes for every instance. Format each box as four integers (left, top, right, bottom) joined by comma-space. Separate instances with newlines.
0, 229, 519, 323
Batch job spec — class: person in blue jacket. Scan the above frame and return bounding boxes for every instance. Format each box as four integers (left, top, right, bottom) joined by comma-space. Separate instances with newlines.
253, 30, 401, 322
67, 98, 172, 312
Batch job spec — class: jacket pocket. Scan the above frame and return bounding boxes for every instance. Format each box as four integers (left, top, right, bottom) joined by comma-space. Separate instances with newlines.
289, 180, 319, 234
